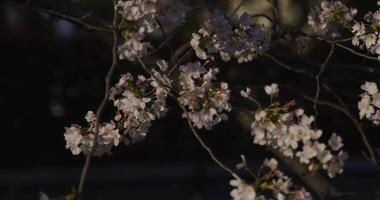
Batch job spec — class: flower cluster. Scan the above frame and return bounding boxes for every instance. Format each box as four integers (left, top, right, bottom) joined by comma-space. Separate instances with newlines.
352, 5, 380, 59
116, 0, 187, 61
358, 81, 380, 125
243, 84, 347, 178
230, 157, 312, 200
191, 11, 271, 63
308, 1, 357, 38
110, 64, 170, 145
178, 61, 231, 130
64, 63, 170, 156
64, 112, 121, 156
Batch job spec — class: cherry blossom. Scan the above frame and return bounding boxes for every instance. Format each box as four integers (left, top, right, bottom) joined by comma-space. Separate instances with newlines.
178, 62, 231, 130
231, 157, 312, 200
308, 1, 357, 38
249, 84, 347, 177
64, 67, 170, 156
230, 178, 256, 200
264, 83, 279, 96
116, 0, 188, 61
358, 81, 380, 125
190, 11, 271, 63
351, 3, 380, 60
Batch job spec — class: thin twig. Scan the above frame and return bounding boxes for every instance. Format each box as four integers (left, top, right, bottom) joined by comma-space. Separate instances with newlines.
264, 53, 315, 78
311, 36, 379, 61
313, 42, 335, 128
27, 6, 112, 32
333, 42, 379, 61
294, 31, 379, 61
178, 101, 240, 179
156, 18, 177, 62
76, 0, 119, 198
322, 84, 378, 168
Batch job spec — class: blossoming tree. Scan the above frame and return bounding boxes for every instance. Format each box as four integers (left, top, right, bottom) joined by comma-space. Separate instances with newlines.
11, 0, 380, 199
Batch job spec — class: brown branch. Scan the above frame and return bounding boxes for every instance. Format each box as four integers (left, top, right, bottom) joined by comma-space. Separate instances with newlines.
301, 33, 379, 62
11, 0, 112, 32
75, 1, 119, 198
321, 84, 378, 168
264, 53, 315, 78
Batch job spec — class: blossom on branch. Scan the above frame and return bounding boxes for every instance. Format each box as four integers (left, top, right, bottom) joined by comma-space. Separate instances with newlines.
352, 5, 380, 60
116, 0, 188, 61
308, 1, 357, 38
178, 61, 231, 130
191, 11, 271, 63
249, 84, 347, 178
64, 67, 170, 156
230, 157, 312, 200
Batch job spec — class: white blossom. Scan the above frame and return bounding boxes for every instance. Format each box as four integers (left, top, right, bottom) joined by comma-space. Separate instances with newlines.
116, 0, 188, 61
264, 83, 279, 96
358, 94, 374, 119
361, 82, 378, 95
231, 158, 312, 200
229, 178, 256, 200
64, 125, 83, 155
85, 111, 96, 123
178, 62, 231, 130
263, 158, 278, 171
65, 69, 170, 156
118, 32, 152, 61
328, 133, 343, 151
240, 87, 252, 98
358, 81, 380, 125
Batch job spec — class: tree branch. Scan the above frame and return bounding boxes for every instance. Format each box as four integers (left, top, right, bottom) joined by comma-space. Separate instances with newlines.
75, 1, 119, 198
10, 0, 112, 32
313, 42, 335, 128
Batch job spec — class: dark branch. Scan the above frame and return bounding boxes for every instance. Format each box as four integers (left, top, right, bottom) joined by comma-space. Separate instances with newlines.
10, 0, 112, 32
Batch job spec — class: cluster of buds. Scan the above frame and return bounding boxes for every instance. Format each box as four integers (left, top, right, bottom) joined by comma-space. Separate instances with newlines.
308, 1, 357, 38
242, 84, 347, 178
230, 157, 312, 200
191, 11, 271, 63
358, 82, 380, 125
177, 62, 231, 130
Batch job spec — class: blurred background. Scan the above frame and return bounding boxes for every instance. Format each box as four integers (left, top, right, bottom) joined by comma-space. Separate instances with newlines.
1, 0, 380, 199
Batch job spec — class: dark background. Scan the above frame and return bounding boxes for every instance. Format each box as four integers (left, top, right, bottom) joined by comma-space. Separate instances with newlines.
1, 0, 380, 199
